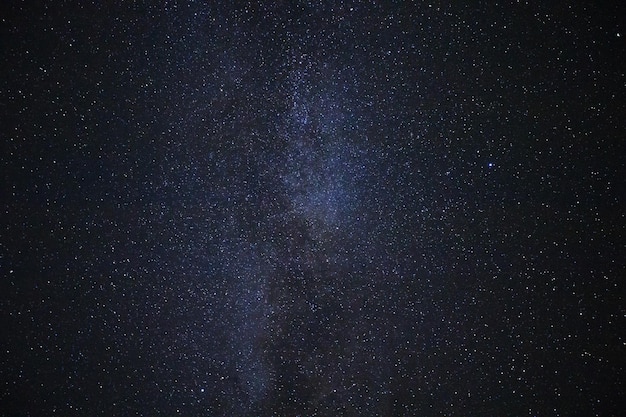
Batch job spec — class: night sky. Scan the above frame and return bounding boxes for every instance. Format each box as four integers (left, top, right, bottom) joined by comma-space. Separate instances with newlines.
1, 2, 625, 416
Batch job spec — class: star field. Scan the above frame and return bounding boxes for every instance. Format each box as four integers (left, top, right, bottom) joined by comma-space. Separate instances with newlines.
1, 2, 625, 416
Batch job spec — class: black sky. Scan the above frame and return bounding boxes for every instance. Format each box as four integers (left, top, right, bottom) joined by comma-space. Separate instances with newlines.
1, 1, 625, 416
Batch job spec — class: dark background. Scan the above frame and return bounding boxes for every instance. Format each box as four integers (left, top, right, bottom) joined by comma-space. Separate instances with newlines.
1, 1, 624, 416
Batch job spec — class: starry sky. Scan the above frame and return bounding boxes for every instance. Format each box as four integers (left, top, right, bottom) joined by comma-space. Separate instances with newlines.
1, 2, 625, 416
